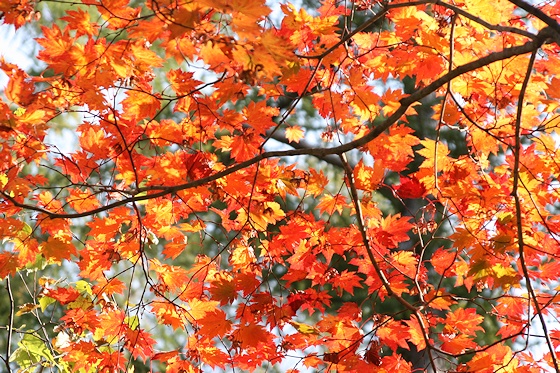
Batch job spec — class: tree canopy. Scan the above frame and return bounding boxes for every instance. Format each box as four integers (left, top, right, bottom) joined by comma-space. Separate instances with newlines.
2, 0, 560, 372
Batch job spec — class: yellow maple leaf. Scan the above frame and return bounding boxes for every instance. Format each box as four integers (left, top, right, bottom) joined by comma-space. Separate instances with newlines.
417, 138, 452, 171
285, 125, 304, 143
237, 201, 286, 230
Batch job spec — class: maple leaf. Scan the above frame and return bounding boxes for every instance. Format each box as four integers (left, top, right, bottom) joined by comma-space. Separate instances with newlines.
92, 277, 125, 297
243, 100, 279, 135
151, 301, 185, 330
0, 253, 20, 279
303, 355, 324, 369
396, 176, 427, 199
336, 302, 362, 321
36, 24, 75, 72
236, 201, 286, 231
121, 90, 161, 122
162, 241, 187, 260
78, 124, 110, 154
285, 125, 305, 143
353, 160, 385, 191
440, 333, 479, 354
195, 342, 230, 369
443, 307, 484, 337
0, 0, 36, 29
404, 318, 426, 350
167, 69, 200, 96
210, 272, 237, 305
67, 189, 101, 213
390, 251, 418, 278
40, 237, 77, 264
467, 352, 499, 372
379, 89, 403, 116
230, 134, 260, 161
1, 62, 36, 106
367, 125, 419, 172
150, 259, 190, 294
234, 323, 274, 349
42, 286, 80, 305
333, 270, 363, 295
60, 341, 105, 372
316, 194, 349, 215
371, 214, 413, 248
96, 0, 140, 29
197, 309, 232, 338
425, 289, 456, 311
377, 321, 411, 351
186, 298, 220, 322
61, 9, 99, 37
125, 328, 156, 361
283, 68, 316, 95
230, 0, 271, 18
152, 350, 179, 362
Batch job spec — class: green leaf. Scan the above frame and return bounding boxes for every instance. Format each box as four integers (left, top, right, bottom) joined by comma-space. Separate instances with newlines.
10, 332, 55, 369
76, 279, 93, 295
67, 295, 93, 310
20, 222, 32, 237
39, 295, 56, 312
25, 254, 48, 272
125, 315, 140, 330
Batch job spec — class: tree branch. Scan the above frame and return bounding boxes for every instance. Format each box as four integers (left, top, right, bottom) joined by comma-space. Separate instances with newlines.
1, 34, 546, 220
436, 0, 536, 39
266, 129, 345, 168
508, 0, 560, 36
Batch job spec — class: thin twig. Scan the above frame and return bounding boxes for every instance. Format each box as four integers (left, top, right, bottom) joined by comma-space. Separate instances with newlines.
3, 277, 14, 373
338, 154, 415, 311
295, 7, 388, 59
511, 49, 560, 373
436, 1, 536, 39
434, 12, 457, 196
338, 153, 438, 372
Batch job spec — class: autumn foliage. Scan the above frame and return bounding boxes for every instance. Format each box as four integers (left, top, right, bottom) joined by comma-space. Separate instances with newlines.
3, 0, 560, 371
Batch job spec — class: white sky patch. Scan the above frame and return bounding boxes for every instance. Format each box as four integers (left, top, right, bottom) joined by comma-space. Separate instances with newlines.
0, 23, 43, 88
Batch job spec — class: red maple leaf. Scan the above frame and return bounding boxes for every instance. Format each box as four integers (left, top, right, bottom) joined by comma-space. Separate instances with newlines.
396, 176, 427, 199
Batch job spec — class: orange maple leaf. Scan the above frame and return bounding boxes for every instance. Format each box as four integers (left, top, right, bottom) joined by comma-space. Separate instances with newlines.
61, 9, 99, 37
0, 62, 36, 106
40, 237, 77, 264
